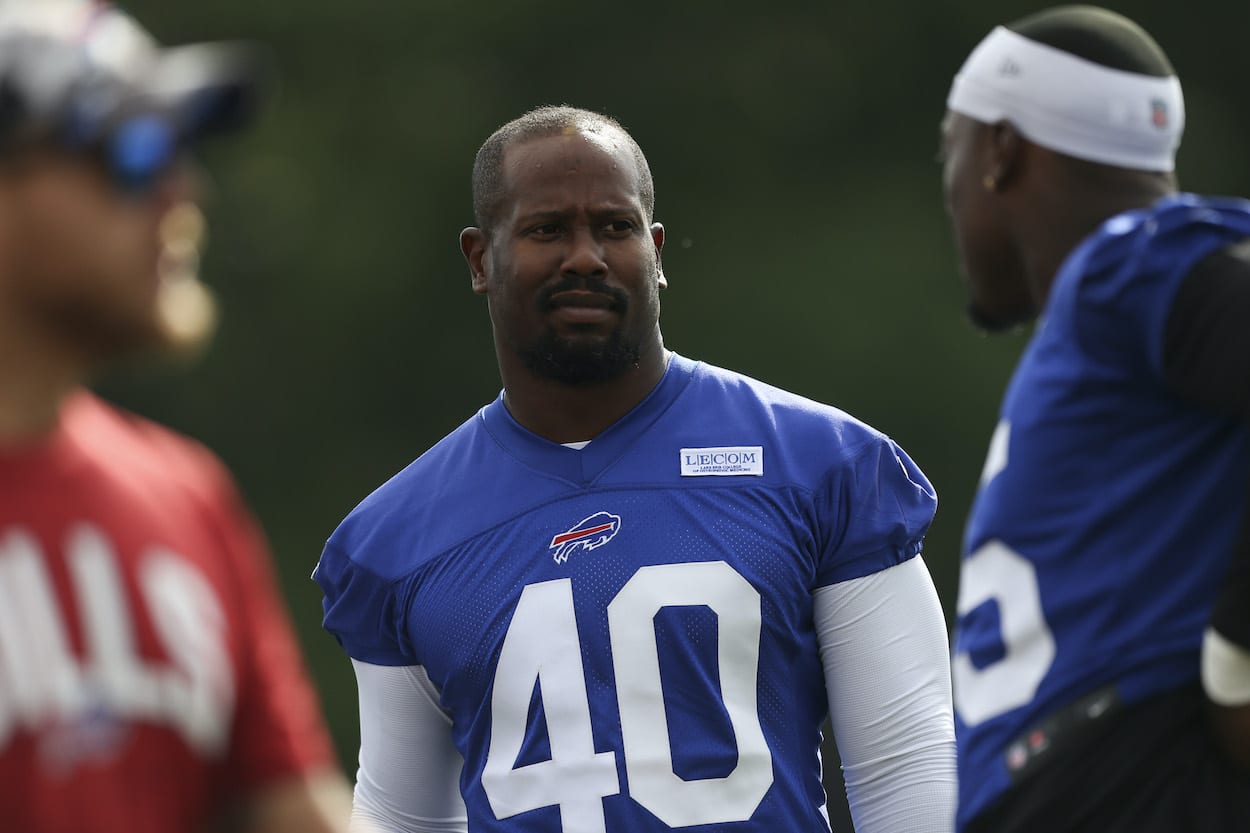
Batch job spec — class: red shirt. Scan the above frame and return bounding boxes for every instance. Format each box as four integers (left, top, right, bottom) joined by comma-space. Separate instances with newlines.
0, 391, 335, 833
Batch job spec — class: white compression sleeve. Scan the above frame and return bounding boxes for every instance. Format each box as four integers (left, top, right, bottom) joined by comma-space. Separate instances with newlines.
815, 556, 957, 833
350, 660, 468, 833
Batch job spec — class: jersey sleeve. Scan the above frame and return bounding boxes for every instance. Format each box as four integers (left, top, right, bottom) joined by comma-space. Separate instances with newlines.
1161, 242, 1250, 651
206, 463, 338, 790
812, 435, 937, 587
1070, 208, 1247, 381
1211, 479, 1250, 650
314, 540, 415, 667
1162, 240, 1250, 418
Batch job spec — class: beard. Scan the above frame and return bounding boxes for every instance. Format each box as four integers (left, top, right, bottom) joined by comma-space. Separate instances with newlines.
516, 277, 642, 385
33, 268, 218, 364
518, 327, 642, 386
965, 301, 1022, 334
964, 296, 1036, 335
20, 201, 218, 364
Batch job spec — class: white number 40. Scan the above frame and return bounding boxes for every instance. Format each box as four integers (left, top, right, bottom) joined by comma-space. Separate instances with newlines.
481, 561, 774, 832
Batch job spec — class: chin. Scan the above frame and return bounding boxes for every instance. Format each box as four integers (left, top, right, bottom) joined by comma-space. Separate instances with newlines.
964, 301, 1035, 335
71, 281, 218, 364
519, 332, 641, 386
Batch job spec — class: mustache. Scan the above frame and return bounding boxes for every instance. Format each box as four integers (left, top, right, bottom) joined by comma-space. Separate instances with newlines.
538, 277, 629, 311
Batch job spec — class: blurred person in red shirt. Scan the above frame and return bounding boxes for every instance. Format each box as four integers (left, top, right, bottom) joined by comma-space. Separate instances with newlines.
0, 2, 351, 831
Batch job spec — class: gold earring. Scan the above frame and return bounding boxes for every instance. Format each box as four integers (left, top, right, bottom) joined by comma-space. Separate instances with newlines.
983, 174, 997, 191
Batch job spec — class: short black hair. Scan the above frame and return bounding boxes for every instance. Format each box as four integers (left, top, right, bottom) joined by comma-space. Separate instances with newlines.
1007, 5, 1174, 77
470, 105, 655, 231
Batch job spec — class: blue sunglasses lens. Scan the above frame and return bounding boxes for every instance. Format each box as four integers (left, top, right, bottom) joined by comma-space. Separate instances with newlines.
109, 115, 176, 191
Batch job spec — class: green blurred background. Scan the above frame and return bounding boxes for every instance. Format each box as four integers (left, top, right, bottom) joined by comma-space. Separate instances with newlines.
101, 1, 1250, 828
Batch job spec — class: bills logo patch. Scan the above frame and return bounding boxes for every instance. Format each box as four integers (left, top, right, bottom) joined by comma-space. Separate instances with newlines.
549, 512, 621, 564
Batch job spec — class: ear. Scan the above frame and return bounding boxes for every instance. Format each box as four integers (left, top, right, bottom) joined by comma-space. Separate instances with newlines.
460, 227, 489, 294
650, 222, 667, 289
987, 121, 1024, 191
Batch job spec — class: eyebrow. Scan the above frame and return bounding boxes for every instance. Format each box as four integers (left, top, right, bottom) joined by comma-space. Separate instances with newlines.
514, 210, 564, 225
514, 204, 644, 225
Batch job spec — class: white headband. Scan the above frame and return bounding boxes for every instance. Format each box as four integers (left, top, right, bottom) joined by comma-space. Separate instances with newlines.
946, 26, 1184, 172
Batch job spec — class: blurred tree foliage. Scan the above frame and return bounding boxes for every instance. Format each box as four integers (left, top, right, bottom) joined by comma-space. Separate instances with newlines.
103, 1, 1250, 828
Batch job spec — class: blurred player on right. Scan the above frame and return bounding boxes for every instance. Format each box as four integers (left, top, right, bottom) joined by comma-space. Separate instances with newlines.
938, 5, 1250, 832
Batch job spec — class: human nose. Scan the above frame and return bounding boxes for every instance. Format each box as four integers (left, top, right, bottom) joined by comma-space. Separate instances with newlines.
560, 226, 607, 278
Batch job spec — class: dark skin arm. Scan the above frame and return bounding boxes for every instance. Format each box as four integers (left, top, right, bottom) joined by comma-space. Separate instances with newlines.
1163, 238, 1250, 767
204, 769, 353, 833
1212, 684, 1250, 768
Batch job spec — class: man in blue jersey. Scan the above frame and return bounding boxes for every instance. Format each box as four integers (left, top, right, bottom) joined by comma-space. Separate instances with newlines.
939, 6, 1250, 832
315, 105, 957, 832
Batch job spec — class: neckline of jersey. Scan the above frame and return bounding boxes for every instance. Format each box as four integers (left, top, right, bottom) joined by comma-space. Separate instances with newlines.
479, 352, 698, 486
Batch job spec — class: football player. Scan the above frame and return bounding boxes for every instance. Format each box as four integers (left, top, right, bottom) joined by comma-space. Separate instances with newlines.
940, 6, 1250, 831
317, 105, 957, 832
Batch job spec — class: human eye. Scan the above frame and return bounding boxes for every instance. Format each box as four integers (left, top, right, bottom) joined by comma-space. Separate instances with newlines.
604, 218, 637, 236
526, 222, 562, 239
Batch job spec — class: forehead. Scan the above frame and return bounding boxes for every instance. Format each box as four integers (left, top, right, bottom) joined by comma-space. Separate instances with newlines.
499, 128, 643, 215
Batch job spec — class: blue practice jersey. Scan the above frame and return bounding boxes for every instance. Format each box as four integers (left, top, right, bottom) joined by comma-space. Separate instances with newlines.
953, 194, 1250, 828
316, 354, 936, 832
